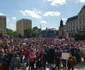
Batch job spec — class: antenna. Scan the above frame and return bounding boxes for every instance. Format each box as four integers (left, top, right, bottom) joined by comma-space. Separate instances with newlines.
40, 24, 42, 30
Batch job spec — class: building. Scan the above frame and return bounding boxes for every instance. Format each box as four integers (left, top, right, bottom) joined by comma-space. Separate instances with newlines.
16, 19, 32, 36
42, 28, 56, 38
65, 5, 85, 37
0, 16, 7, 36
65, 15, 78, 37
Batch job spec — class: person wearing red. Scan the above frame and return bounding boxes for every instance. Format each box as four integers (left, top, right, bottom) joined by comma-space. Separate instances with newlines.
29, 49, 35, 70
24, 47, 30, 66
36, 49, 42, 68
42, 49, 47, 70
67, 53, 77, 70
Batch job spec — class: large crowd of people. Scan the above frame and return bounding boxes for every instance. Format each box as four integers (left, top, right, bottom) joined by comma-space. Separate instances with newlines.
0, 37, 85, 70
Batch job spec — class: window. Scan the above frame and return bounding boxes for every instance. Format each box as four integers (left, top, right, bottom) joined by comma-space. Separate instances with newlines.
80, 26, 81, 30
83, 19, 84, 23
79, 20, 81, 24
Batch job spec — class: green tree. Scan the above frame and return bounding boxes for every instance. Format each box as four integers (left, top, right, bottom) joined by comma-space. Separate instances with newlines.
7, 28, 17, 37
32, 27, 41, 37
24, 28, 33, 38
0, 33, 3, 37
7, 28, 14, 35
24, 27, 42, 38
74, 33, 85, 40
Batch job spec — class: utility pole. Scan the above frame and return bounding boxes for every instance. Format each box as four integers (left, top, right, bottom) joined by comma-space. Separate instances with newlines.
40, 24, 42, 30
40, 24, 42, 37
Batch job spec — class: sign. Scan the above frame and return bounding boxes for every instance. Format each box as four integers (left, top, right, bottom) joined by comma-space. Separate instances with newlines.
79, 47, 85, 55
62, 53, 69, 60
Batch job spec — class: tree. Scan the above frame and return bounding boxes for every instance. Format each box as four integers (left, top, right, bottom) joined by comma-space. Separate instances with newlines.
32, 27, 42, 37
24, 28, 33, 38
7, 28, 17, 36
7, 28, 14, 35
0, 33, 3, 37
74, 33, 85, 40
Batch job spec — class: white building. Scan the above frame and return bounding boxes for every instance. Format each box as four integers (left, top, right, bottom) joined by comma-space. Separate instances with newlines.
65, 5, 85, 37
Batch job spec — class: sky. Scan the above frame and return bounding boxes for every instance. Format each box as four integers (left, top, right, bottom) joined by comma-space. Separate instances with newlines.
0, 0, 85, 31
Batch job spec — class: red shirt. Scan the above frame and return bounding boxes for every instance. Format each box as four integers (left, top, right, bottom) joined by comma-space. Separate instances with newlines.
25, 49, 30, 57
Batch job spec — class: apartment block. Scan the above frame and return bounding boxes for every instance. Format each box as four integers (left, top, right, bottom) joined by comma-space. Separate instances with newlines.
0, 16, 7, 36
16, 19, 32, 36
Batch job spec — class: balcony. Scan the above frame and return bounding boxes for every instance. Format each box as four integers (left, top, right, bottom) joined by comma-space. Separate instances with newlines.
77, 29, 85, 32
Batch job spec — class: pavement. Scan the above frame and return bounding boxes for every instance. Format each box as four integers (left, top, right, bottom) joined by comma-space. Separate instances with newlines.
20, 57, 85, 70
19, 61, 85, 70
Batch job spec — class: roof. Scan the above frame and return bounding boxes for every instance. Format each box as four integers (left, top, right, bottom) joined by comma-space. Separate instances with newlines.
0, 15, 6, 18
79, 5, 85, 13
17, 19, 31, 22
66, 15, 78, 22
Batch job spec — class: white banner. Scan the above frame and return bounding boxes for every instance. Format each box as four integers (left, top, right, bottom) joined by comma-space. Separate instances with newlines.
62, 53, 69, 60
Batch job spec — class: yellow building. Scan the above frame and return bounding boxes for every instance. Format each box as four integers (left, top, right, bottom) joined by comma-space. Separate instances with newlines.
16, 19, 32, 36
0, 16, 7, 36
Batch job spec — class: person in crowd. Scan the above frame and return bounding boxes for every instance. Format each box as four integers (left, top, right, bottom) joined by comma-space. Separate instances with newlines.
42, 49, 47, 70
75, 48, 81, 63
67, 53, 77, 70
36, 49, 42, 69
24, 47, 30, 66
0, 51, 3, 70
29, 49, 35, 70
9, 53, 21, 70
54, 48, 61, 70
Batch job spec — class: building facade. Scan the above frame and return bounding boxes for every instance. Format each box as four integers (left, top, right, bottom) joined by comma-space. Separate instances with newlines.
42, 28, 56, 38
0, 16, 7, 36
16, 19, 32, 36
65, 5, 85, 37
65, 16, 78, 37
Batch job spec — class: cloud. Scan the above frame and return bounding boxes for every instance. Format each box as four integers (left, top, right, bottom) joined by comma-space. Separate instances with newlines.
47, 0, 66, 6
33, 8, 42, 14
20, 9, 42, 19
44, 11, 60, 16
12, 17, 16, 20
0, 13, 5, 16
7, 23, 16, 31
76, 0, 85, 3
62, 18, 67, 21
40, 20, 47, 24
42, 27, 46, 30
7, 18, 10, 23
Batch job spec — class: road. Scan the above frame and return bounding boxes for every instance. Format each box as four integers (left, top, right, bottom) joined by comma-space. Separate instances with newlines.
20, 61, 85, 70
20, 57, 85, 70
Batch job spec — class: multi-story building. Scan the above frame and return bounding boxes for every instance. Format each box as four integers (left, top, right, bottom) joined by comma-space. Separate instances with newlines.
42, 28, 56, 38
65, 5, 85, 37
0, 16, 7, 36
65, 15, 78, 37
16, 19, 32, 36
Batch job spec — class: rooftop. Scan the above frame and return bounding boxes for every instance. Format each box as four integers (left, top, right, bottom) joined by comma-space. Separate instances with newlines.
17, 19, 31, 22
79, 5, 85, 13
66, 15, 78, 22
0, 15, 6, 18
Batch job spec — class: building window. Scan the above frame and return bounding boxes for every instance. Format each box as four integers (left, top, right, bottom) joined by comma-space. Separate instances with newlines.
83, 19, 84, 23
79, 20, 81, 24
80, 26, 81, 30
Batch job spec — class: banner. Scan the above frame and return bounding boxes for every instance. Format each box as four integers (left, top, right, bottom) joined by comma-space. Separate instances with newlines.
62, 53, 69, 60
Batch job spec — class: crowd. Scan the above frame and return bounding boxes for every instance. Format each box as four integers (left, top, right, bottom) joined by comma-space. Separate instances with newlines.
0, 37, 85, 70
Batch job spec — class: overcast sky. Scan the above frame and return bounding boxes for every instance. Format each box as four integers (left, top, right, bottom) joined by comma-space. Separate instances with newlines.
0, 0, 85, 31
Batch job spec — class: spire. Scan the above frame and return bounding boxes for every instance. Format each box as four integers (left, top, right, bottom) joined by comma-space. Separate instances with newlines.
60, 19, 63, 27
